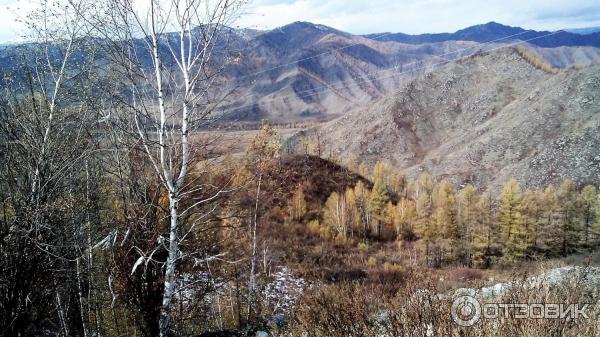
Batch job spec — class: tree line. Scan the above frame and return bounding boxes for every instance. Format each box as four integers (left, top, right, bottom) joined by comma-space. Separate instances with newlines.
304, 162, 600, 268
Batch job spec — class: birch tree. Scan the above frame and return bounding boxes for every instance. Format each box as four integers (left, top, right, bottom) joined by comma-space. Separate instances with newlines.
245, 121, 280, 320
323, 192, 348, 239
0, 1, 102, 334
290, 184, 307, 221
81, 0, 246, 335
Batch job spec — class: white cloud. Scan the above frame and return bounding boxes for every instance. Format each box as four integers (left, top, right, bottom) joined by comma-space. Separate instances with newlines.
236, 0, 600, 33
0, 0, 38, 43
1, 0, 600, 43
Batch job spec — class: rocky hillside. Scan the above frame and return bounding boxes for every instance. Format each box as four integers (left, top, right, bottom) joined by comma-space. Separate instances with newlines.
527, 45, 600, 68
3, 22, 600, 123
315, 47, 600, 189
219, 22, 600, 122
220, 22, 486, 122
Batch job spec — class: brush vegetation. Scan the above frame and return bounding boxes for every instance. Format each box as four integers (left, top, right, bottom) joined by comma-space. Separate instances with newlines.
514, 46, 560, 74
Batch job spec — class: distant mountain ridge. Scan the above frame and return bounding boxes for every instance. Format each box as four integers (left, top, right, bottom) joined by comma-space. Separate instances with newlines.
1, 21, 600, 123
567, 27, 600, 35
365, 22, 600, 47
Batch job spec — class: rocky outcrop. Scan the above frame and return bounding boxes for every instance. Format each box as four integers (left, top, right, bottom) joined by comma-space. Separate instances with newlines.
454, 266, 600, 299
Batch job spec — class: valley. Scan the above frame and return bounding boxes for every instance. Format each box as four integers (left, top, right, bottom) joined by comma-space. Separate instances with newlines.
1, 4, 599, 336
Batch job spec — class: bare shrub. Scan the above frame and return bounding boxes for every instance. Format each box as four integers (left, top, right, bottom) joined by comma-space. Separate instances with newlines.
283, 269, 600, 337
449, 267, 484, 281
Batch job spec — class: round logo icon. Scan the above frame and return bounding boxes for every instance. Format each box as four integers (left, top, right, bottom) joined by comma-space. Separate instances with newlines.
451, 295, 481, 327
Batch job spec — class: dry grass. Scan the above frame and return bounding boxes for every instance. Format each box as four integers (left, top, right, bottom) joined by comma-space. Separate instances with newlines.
514, 46, 559, 74
283, 269, 600, 337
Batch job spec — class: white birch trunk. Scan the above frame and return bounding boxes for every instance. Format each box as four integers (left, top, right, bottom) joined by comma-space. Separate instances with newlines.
76, 257, 89, 337
94, 0, 240, 334
159, 195, 180, 336
248, 173, 262, 318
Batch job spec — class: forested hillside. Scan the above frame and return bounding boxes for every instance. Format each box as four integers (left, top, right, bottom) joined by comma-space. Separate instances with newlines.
0, 1, 599, 337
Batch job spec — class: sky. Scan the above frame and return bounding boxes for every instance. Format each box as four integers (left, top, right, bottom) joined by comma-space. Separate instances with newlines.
2, 0, 600, 43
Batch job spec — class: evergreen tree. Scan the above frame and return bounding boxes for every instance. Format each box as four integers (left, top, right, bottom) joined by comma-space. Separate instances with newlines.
540, 185, 560, 253
472, 190, 497, 268
416, 189, 433, 238
504, 221, 530, 262
433, 180, 459, 239
557, 180, 581, 255
369, 162, 390, 237
354, 181, 371, 238
369, 162, 389, 216
521, 190, 544, 253
384, 201, 399, 239
433, 179, 459, 264
458, 184, 479, 266
369, 175, 390, 216
580, 185, 599, 247
499, 179, 522, 242
415, 183, 435, 265
499, 179, 528, 262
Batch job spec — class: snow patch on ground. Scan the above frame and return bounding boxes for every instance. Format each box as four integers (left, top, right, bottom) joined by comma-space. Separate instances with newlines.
264, 267, 306, 315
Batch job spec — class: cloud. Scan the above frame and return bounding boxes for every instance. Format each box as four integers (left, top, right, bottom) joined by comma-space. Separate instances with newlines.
237, 0, 600, 33
0, 0, 36, 43
1, 0, 599, 43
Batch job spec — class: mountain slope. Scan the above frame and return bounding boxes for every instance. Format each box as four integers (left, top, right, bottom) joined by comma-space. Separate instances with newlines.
526, 45, 600, 68
315, 47, 600, 189
219, 22, 488, 122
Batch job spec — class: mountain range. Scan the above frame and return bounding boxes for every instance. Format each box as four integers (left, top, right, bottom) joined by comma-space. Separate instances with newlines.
2, 21, 600, 123
567, 26, 600, 35
1, 20, 599, 188
366, 22, 600, 47
216, 21, 600, 122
